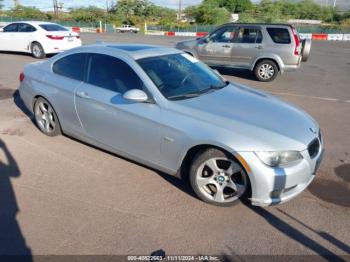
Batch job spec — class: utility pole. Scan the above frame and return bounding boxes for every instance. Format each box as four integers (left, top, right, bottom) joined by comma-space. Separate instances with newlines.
53, 0, 58, 18
178, 0, 182, 21
53, 0, 62, 18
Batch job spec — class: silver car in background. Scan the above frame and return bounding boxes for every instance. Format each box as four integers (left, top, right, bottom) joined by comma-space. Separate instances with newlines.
19, 44, 323, 206
176, 23, 311, 82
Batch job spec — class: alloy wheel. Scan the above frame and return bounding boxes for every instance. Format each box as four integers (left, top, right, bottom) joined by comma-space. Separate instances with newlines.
195, 157, 247, 203
258, 64, 275, 80
34, 100, 56, 133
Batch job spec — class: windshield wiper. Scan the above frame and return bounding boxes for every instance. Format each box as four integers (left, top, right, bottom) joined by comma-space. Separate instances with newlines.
168, 92, 201, 100
168, 81, 230, 101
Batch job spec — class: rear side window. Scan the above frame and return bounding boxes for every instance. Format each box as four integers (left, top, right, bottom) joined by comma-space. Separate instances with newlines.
40, 24, 68, 31
87, 54, 143, 94
53, 53, 86, 81
267, 28, 291, 44
237, 28, 263, 44
3, 23, 18, 32
18, 23, 36, 32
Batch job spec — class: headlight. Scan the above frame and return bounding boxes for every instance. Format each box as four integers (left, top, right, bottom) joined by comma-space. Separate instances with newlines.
254, 151, 303, 167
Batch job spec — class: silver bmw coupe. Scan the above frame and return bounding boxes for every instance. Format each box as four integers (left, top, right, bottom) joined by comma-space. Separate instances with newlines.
19, 44, 323, 206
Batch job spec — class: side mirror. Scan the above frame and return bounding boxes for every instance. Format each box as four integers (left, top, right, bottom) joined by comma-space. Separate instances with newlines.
123, 89, 148, 103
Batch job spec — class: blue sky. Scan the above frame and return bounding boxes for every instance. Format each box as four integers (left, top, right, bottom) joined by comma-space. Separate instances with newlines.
2, 0, 260, 10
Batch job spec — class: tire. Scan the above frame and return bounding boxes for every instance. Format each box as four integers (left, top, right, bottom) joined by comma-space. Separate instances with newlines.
301, 38, 311, 62
254, 59, 279, 82
33, 97, 61, 137
31, 42, 46, 59
189, 148, 249, 207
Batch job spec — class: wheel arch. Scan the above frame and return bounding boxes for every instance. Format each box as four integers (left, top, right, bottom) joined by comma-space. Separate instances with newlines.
251, 56, 283, 73
32, 95, 62, 126
178, 144, 252, 189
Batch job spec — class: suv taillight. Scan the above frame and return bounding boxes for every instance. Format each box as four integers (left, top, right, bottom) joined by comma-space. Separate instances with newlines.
291, 25, 300, 56
19, 72, 25, 82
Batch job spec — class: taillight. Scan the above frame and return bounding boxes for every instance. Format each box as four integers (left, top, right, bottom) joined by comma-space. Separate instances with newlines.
291, 25, 300, 56
46, 35, 64, 40
19, 72, 25, 82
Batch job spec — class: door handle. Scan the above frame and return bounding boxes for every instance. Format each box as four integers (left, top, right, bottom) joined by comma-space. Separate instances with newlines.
255, 45, 263, 49
222, 44, 231, 48
76, 91, 90, 99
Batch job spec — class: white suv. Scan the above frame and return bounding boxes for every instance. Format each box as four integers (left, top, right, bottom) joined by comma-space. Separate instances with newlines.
115, 25, 140, 33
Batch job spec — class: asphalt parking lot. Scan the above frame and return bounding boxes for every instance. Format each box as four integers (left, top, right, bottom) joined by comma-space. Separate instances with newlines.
0, 33, 350, 259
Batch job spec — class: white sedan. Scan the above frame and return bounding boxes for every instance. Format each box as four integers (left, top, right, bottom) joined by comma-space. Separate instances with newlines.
0, 21, 82, 58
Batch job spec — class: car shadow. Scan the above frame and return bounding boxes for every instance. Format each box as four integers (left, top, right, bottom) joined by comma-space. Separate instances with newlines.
308, 165, 350, 208
13, 90, 33, 120
277, 208, 350, 255
0, 51, 33, 58
240, 169, 348, 261
211, 66, 257, 81
0, 51, 55, 59
0, 139, 32, 259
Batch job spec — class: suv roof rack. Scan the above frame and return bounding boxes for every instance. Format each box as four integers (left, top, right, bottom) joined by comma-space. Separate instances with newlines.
223, 22, 293, 27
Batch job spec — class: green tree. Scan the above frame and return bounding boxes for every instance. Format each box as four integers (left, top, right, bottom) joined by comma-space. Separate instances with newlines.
69, 6, 106, 23
194, 4, 231, 24
9, 5, 48, 19
202, 0, 252, 13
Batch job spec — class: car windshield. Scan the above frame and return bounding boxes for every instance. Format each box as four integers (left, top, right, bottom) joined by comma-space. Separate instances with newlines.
39, 24, 68, 31
137, 53, 227, 100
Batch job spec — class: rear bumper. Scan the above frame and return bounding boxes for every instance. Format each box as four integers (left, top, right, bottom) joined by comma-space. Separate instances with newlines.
282, 56, 302, 73
43, 40, 82, 54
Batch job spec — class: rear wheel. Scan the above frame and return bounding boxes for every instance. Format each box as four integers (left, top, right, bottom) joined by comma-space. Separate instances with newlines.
34, 97, 61, 136
31, 42, 46, 59
254, 59, 278, 82
189, 148, 249, 207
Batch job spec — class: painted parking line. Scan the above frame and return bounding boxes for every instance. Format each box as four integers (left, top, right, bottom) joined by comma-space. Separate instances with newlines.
268, 91, 350, 104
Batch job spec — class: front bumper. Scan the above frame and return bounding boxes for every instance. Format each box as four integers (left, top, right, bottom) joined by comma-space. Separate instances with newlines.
239, 143, 324, 206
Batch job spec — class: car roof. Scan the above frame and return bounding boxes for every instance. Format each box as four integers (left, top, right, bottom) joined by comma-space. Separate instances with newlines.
222, 22, 293, 27
9, 21, 58, 25
77, 43, 182, 60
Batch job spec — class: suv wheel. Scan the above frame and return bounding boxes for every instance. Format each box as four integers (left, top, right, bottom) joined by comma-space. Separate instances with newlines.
31, 42, 46, 59
254, 60, 278, 82
189, 148, 249, 207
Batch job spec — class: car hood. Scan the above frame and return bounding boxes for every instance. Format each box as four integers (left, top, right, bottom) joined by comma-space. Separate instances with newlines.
170, 83, 319, 152
175, 39, 198, 49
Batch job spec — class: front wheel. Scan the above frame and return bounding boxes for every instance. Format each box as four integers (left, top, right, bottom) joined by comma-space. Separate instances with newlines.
31, 42, 46, 59
254, 60, 278, 82
189, 148, 249, 207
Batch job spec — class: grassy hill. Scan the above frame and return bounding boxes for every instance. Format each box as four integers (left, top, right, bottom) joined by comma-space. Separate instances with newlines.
287, 0, 349, 11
